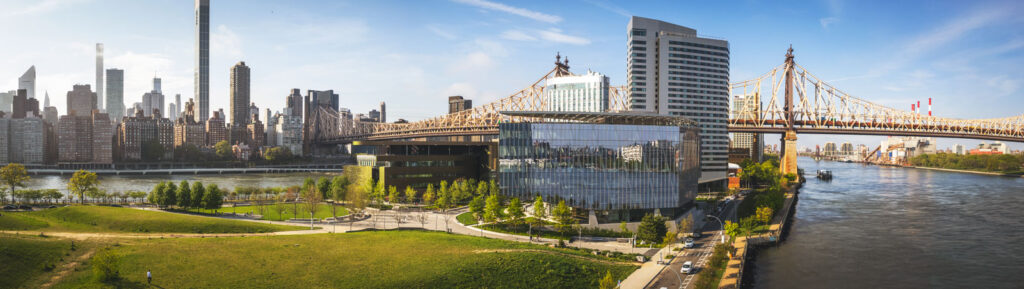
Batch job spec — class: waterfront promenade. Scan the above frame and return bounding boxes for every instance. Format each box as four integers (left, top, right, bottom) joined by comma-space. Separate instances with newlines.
719, 182, 800, 289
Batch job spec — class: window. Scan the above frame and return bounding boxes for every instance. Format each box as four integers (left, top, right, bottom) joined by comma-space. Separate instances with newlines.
631, 29, 647, 37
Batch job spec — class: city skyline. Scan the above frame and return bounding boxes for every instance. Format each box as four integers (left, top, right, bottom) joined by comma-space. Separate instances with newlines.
1, 0, 1021, 150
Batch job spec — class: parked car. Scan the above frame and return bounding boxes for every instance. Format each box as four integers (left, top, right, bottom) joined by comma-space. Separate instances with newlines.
2, 205, 16, 210
18, 205, 32, 210
680, 261, 694, 274
692, 231, 702, 238
684, 238, 695, 248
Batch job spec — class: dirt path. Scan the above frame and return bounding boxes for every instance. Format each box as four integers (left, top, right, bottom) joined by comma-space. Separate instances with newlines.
40, 248, 95, 289
472, 249, 638, 265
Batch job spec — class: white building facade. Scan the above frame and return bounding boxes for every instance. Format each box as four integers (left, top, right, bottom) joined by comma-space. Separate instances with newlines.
543, 71, 610, 112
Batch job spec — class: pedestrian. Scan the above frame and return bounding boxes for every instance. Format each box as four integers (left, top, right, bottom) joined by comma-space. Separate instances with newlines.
147, 270, 152, 284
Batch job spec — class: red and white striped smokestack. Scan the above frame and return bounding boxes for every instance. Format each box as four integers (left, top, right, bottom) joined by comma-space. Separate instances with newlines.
917, 100, 921, 115
928, 98, 932, 116
912, 104, 916, 113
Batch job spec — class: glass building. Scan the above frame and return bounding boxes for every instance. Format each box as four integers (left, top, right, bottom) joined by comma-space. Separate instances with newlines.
498, 111, 700, 223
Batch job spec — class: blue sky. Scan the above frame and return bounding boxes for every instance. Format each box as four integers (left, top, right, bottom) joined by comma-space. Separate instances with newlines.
1, 0, 1022, 149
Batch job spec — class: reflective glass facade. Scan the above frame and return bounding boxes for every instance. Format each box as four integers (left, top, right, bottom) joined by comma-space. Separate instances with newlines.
499, 122, 700, 213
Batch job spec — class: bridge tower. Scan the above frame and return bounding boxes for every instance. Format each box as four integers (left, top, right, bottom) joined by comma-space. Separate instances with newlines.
780, 46, 799, 177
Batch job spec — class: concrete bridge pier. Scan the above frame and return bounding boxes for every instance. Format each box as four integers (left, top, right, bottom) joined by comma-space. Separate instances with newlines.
780, 129, 799, 176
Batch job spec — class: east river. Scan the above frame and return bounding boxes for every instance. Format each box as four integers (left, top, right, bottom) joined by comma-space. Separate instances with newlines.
748, 157, 1024, 289
24, 172, 341, 193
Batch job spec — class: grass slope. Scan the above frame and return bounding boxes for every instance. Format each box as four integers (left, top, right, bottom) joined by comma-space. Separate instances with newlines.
55, 230, 637, 289
0, 206, 305, 233
194, 203, 348, 221
0, 235, 79, 288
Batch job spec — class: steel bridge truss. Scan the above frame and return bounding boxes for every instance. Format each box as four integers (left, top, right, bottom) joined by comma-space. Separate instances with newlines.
730, 60, 1024, 142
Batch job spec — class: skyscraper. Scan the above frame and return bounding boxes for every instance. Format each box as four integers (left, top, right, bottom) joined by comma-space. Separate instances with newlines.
106, 69, 124, 121
141, 78, 164, 117
195, 0, 210, 122
175, 94, 182, 120
627, 16, 730, 183
542, 71, 609, 112
96, 43, 104, 110
448, 96, 473, 114
230, 61, 251, 127
380, 102, 386, 123
19, 66, 35, 100
66, 84, 96, 117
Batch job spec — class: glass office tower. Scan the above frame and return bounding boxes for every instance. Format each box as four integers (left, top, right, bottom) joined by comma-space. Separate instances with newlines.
498, 112, 700, 223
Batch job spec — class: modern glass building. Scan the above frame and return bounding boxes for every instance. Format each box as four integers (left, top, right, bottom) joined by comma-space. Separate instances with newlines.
499, 111, 700, 223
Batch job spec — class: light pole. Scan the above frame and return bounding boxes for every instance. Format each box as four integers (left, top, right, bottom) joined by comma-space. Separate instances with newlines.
706, 215, 726, 244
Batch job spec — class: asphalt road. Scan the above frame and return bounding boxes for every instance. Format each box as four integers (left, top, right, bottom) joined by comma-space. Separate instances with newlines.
646, 197, 739, 289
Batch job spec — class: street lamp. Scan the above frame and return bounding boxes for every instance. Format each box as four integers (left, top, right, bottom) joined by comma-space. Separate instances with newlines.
706, 215, 726, 244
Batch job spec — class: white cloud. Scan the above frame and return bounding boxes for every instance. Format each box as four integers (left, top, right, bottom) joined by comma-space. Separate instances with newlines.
582, 0, 631, 18
442, 82, 479, 98
427, 25, 457, 40
452, 0, 562, 23
538, 29, 591, 45
211, 25, 243, 59
501, 30, 538, 41
819, 17, 839, 29
902, 8, 1009, 59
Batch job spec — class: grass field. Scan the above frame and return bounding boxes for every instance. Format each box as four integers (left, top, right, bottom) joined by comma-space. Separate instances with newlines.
192, 203, 348, 221
0, 234, 88, 288
456, 211, 478, 225
0, 206, 306, 233
53, 230, 638, 288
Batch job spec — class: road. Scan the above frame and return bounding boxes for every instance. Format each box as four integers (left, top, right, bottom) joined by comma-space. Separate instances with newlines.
646, 197, 739, 289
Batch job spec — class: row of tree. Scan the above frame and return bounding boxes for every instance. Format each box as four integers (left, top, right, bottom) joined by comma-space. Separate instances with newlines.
910, 152, 1023, 173
148, 180, 224, 211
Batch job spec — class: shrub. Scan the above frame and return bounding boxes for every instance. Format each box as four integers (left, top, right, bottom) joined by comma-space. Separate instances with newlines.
92, 249, 122, 283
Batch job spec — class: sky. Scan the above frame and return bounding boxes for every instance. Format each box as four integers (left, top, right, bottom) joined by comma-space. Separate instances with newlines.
1, 0, 1022, 150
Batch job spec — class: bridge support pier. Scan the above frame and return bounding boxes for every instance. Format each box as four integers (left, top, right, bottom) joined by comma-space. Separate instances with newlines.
780, 129, 799, 177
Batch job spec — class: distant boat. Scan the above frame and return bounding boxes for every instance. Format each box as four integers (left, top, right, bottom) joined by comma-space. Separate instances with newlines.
816, 170, 833, 180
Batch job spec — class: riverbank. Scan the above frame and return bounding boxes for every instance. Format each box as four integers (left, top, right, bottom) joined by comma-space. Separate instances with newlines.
719, 180, 801, 289
25, 167, 344, 176
907, 166, 1024, 178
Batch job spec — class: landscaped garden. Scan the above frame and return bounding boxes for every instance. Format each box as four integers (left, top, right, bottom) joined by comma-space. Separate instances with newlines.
0, 206, 305, 233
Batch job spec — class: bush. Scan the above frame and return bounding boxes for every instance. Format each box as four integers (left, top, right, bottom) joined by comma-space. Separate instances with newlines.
92, 249, 121, 283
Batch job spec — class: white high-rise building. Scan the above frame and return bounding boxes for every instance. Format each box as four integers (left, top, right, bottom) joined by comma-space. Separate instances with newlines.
543, 70, 609, 112
731, 95, 763, 162
195, 0, 210, 122
627, 16, 731, 183
96, 43, 104, 110
19, 66, 35, 100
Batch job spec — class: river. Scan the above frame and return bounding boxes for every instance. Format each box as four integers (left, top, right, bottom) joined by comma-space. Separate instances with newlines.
748, 157, 1024, 288
22, 172, 341, 193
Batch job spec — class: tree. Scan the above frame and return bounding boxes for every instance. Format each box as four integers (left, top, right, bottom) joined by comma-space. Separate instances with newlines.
67, 170, 99, 205
403, 186, 416, 203
756, 206, 774, 225
620, 221, 630, 234
469, 195, 485, 221
214, 140, 233, 160
263, 146, 293, 163
162, 181, 177, 208
373, 179, 386, 205
316, 177, 331, 200
488, 179, 499, 196
148, 182, 165, 206
45, 189, 64, 204
532, 196, 547, 221
388, 185, 400, 204
552, 200, 574, 235
192, 182, 206, 210
483, 193, 503, 223
636, 214, 667, 245
330, 176, 348, 220
141, 140, 165, 162
302, 186, 323, 219
92, 249, 122, 283
506, 198, 525, 227
177, 180, 192, 209
476, 181, 488, 198
599, 270, 617, 289
679, 214, 694, 237
174, 143, 204, 162
1, 163, 30, 204
422, 184, 435, 205
85, 188, 106, 204
724, 220, 740, 239
663, 229, 678, 245
129, 191, 147, 204
203, 184, 223, 212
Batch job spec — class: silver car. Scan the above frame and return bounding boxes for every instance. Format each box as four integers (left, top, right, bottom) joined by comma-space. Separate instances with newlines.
684, 238, 695, 248
680, 261, 694, 274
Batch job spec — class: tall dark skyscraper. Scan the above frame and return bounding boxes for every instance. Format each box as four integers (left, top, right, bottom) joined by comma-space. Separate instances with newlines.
195, 0, 210, 122
230, 62, 251, 127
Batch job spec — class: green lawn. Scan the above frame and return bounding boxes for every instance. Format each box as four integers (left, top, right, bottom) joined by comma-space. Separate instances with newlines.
192, 203, 348, 221
456, 211, 478, 225
0, 234, 86, 288
53, 230, 637, 289
0, 206, 306, 233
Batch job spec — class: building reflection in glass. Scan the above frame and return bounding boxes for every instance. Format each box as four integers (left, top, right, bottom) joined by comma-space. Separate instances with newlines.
499, 120, 700, 223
